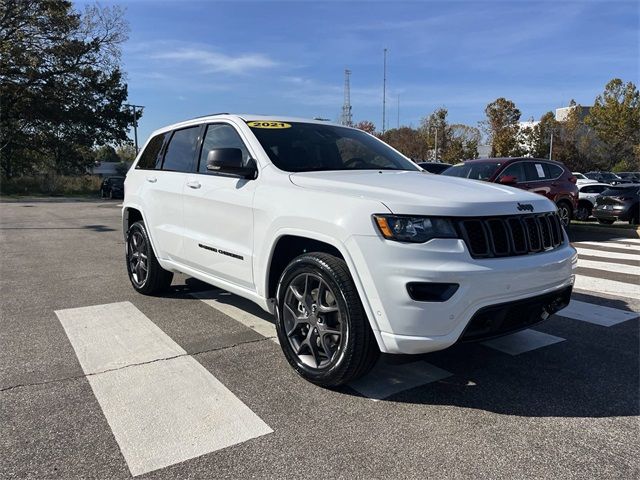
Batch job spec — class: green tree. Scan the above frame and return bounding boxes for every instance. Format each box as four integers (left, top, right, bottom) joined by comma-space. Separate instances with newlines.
0, 0, 135, 177
444, 124, 480, 162
95, 145, 120, 163
483, 98, 521, 157
586, 78, 640, 170
379, 127, 428, 160
116, 143, 137, 163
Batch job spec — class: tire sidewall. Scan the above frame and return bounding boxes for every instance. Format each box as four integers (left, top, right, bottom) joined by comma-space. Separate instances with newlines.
125, 222, 150, 291
275, 256, 354, 384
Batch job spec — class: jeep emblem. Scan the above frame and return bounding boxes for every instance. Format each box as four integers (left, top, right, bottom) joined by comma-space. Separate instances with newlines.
517, 203, 534, 212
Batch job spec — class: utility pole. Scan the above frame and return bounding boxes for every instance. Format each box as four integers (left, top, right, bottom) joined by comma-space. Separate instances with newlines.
341, 69, 353, 126
397, 94, 400, 129
549, 131, 554, 160
382, 48, 387, 134
434, 127, 438, 161
125, 104, 144, 153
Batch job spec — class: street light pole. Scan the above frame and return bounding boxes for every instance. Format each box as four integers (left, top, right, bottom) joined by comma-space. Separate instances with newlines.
434, 127, 438, 161
125, 104, 144, 153
382, 48, 387, 135
549, 131, 554, 160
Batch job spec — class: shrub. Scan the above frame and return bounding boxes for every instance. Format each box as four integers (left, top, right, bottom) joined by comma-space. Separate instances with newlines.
0, 175, 103, 196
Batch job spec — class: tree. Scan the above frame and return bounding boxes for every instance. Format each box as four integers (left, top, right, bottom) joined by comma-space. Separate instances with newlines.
115, 143, 137, 163
420, 107, 449, 160
379, 127, 428, 160
0, 0, 135, 177
483, 98, 521, 157
445, 124, 480, 162
586, 78, 640, 170
95, 145, 120, 163
354, 120, 376, 134
519, 112, 556, 159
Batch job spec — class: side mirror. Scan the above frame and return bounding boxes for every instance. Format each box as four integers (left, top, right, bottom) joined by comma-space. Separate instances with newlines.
499, 175, 518, 185
206, 148, 257, 179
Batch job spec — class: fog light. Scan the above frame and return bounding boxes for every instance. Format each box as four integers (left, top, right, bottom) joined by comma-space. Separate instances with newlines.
406, 282, 459, 302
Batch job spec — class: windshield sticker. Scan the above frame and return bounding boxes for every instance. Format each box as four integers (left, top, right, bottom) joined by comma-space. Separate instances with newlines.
535, 163, 545, 178
247, 121, 291, 129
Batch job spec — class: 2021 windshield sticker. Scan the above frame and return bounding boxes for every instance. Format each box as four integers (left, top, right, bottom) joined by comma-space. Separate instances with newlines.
247, 121, 291, 129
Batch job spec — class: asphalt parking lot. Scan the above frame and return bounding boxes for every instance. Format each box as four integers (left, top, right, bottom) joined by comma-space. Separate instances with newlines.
1, 199, 638, 479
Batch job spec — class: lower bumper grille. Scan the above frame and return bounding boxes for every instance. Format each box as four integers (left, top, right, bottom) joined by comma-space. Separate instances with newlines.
459, 286, 572, 342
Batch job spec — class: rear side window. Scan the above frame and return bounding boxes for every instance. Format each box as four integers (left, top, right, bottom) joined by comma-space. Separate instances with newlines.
543, 163, 563, 179
499, 162, 525, 182
523, 162, 547, 181
162, 126, 200, 172
136, 134, 166, 170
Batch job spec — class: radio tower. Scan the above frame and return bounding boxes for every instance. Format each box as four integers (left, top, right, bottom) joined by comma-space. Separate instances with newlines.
341, 69, 353, 126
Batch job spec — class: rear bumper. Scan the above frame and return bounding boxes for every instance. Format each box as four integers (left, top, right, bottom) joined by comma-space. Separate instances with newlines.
593, 205, 633, 221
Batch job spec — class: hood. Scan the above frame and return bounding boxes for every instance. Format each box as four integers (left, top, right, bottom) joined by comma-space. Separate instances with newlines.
289, 170, 556, 216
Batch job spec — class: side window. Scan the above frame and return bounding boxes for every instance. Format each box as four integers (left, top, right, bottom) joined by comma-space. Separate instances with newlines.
162, 126, 200, 172
499, 163, 525, 182
543, 163, 563, 179
523, 162, 547, 181
198, 124, 250, 173
136, 134, 166, 170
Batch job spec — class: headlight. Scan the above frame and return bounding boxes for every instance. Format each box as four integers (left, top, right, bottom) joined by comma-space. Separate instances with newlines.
373, 215, 458, 243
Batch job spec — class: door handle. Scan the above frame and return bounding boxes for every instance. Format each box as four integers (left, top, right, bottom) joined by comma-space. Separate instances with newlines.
186, 181, 201, 189
146, 177, 157, 183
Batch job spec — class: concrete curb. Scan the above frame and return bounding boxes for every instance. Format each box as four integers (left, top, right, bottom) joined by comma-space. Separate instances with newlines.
569, 223, 640, 239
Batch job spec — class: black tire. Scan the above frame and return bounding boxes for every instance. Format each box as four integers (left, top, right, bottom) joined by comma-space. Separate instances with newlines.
275, 252, 379, 387
575, 203, 591, 221
109, 189, 114, 200
101, 189, 105, 198
125, 221, 173, 295
597, 219, 614, 225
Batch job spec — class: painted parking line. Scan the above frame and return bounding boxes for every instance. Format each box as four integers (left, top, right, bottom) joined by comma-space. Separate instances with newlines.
575, 240, 640, 249
576, 258, 639, 276
575, 247, 640, 262
574, 274, 640, 299
192, 290, 279, 343
481, 329, 565, 355
558, 300, 638, 326
55, 301, 272, 477
349, 359, 452, 401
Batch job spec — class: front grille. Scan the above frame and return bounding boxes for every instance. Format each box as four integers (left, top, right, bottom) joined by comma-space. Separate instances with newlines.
458, 213, 564, 259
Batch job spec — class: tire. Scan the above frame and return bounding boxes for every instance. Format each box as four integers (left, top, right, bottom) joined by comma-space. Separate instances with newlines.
101, 189, 105, 199
275, 252, 379, 387
125, 221, 173, 295
109, 189, 114, 199
597, 219, 614, 225
629, 207, 639, 226
556, 201, 573, 227
575, 204, 591, 221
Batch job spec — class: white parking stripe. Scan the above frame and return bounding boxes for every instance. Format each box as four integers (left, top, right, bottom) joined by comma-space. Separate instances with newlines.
349, 360, 452, 401
577, 259, 640, 276
55, 302, 272, 477
574, 274, 640, 299
575, 240, 640, 250
192, 290, 279, 343
481, 329, 565, 355
558, 300, 638, 326
576, 247, 640, 262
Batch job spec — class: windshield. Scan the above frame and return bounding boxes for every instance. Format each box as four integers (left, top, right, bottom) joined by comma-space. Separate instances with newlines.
601, 173, 621, 180
442, 162, 502, 181
246, 121, 419, 173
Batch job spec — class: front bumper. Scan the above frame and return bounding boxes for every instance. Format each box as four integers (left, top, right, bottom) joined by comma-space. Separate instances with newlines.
593, 205, 633, 221
346, 234, 576, 354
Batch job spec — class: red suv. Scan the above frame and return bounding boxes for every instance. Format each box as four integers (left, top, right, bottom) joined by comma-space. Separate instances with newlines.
442, 157, 578, 226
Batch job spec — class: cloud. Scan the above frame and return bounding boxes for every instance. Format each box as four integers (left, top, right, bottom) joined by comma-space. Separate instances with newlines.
150, 47, 277, 74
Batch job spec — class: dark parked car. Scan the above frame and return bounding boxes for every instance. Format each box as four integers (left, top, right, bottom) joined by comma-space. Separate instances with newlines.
442, 157, 578, 226
417, 162, 451, 174
592, 184, 640, 225
616, 172, 640, 183
584, 171, 624, 184
100, 176, 125, 199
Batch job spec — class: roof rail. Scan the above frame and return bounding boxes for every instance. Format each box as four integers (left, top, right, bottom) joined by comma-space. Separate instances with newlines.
189, 112, 229, 120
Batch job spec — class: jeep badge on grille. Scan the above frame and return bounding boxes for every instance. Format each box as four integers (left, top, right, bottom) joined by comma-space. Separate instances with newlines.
517, 203, 534, 212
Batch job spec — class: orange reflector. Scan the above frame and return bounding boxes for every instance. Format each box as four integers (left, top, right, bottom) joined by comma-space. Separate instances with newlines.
374, 216, 393, 238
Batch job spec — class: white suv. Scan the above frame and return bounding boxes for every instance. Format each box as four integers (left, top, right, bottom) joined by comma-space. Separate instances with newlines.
123, 114, 576, 386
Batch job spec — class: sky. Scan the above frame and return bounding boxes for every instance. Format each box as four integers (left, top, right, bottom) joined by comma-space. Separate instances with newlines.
77, 0, 638, 144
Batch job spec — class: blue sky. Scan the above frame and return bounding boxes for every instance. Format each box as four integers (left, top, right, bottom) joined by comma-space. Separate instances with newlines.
79, 0, 638, 143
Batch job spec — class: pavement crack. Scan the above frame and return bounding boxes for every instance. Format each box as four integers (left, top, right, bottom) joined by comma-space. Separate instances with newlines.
0, 336, 273, 393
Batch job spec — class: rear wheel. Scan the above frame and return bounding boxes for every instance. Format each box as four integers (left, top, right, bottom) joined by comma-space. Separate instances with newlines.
556, 201, 572, 227
575, 203, 591, 221
126, 221, 173, 295
275, 253, 379, 387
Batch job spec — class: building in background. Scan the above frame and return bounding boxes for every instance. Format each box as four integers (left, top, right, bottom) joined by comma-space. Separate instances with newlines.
555, 105, 592, 122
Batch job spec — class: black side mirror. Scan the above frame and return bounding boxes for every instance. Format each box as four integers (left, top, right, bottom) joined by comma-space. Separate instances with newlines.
206, 148, 257, 179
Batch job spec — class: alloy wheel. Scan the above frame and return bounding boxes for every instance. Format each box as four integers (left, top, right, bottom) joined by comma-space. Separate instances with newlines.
558, 205, 571, 226
128, 230, 148, 287
282, 272, 345, 369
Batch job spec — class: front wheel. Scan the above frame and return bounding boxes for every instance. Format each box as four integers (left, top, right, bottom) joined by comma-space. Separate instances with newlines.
575, 204, 591, 221
556, 202, 572, 227
126, 221, 173, 295
275, 253, 379, 387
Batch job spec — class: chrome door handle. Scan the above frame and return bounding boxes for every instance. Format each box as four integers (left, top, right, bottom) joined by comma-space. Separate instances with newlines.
146, 177, 157, 183
186, 181, 201, 189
